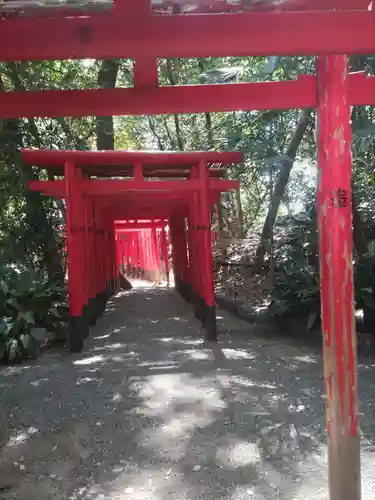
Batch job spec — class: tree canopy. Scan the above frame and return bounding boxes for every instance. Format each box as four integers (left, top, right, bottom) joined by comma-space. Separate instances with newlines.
1, 54, 375, 361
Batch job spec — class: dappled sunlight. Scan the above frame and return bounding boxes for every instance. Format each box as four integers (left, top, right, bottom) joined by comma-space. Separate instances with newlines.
73, 355, 106, 366
93, 333, 112, 340
182, 349, 212, 361
3, 285, 375, 499
93, 342, 126, 352
135, 372, 226, 461
29, 377, 49, 387
221, 348, 257, 360
102, 466, 183, 500
216, 439, 260, 469
76, 376, 101, 386
157, 337, 202, 346
293, 355, 318, 364
7, 426, 39, 448
1, 364, 35, 376
137, 360, 180, 371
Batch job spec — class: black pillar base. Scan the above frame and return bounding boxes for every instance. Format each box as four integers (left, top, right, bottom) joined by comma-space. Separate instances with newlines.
69, 316, 88, 353
194, 296, 204, 323
87, 297, 98, 326
183, 283, 194, 303
81, 303, 91, 337
97, 293, 107, 316
177, 280, 190, 302
88, 293, 107, 323
203, 305, 217, 342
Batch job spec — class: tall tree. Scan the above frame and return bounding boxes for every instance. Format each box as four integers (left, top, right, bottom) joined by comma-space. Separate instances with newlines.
254, 109, 312, 270
96, 60, 119, 150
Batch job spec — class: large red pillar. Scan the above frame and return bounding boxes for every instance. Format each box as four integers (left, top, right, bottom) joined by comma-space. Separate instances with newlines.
64, 161, 88, 352
317, 55, 360, 500
198, 161, 217, 341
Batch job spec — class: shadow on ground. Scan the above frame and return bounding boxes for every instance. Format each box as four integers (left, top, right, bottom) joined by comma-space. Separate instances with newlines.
1, 281, 375, 499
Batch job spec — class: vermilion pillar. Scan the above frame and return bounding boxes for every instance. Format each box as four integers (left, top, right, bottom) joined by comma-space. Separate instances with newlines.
198, 161, 217, 341
317, 55, 360, 500
64, 161, 88, 352
161, 225, 169, 285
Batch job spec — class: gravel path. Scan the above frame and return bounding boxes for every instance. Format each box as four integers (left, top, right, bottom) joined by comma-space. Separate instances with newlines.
1, 281, 375, 499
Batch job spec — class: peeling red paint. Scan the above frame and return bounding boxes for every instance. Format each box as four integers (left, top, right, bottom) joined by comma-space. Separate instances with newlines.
317, 55, 360, 500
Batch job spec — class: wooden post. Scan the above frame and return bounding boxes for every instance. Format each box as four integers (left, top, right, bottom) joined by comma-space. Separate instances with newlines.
151, 222, 161, 283
189, 166, 204, 317
198, 161, 217, 341
135, 232, 140, 277
186, 212, 196, 302
317, 55, 360, 500
169, 217, 178, 289
234, 186, 244, 239
64, 161, 87, 352
164, 225, 170, 285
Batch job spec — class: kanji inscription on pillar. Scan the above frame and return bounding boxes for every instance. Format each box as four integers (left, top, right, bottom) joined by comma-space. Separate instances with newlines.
331, 188, 348, 208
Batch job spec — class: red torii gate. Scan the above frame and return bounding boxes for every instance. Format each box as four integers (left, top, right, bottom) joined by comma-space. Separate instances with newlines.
115, 219, 170, 283
23, 148, 241, 346
1, 1, 365, 498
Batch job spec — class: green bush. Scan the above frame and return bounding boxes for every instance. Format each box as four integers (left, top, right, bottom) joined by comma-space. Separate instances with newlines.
0, 264, 68, 363
268, 213, 375, 323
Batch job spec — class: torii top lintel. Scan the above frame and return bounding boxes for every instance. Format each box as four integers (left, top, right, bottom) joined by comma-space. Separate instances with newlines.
0, 0, 374, 61
21, 149, 243, 178
21, 149, 242, 167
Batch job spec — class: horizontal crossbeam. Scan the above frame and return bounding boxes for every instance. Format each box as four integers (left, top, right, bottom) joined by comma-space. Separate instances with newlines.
0, 10, 375, 61
3, 73, 375, 119
21, 149, 242, 166
116, 225, 165, 231
1, 79, 315, 118
29, 178, 239, 195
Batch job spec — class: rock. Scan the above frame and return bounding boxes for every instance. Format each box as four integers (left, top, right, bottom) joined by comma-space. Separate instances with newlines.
119, 275, 132, 291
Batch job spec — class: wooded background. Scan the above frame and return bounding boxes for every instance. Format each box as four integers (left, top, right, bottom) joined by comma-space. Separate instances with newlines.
1, 55, 375, 361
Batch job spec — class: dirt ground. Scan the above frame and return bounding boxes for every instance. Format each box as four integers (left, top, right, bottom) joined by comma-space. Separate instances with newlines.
1, 281, 375, 500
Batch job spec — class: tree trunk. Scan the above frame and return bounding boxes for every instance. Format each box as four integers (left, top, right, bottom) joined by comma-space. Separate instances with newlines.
165, 60, 184, 150
197, 60, 215, 150
352, 194, 368, 257
234, 186, 244, 239
148, 117, 165, 150
254, 109, 312, 271
0, 75, 64, 282
96, 60, 119, 150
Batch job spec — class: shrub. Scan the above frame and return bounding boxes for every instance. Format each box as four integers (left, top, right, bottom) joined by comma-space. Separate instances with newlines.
0, 264, 68, 363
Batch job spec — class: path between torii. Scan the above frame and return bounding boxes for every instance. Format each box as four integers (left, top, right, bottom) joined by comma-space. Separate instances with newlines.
1, 281, 375, 500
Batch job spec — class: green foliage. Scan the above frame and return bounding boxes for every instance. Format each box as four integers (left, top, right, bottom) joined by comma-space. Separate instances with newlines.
268, 212, 375, 321
0, 264, 68, 363
2, 52, 375, 347
267, 211, 320, 317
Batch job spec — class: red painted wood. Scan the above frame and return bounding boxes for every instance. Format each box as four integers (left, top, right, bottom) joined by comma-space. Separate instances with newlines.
64, 161, 84, 317
116, 224, 165, 231
0, 10, 374, 61
198, 161, 215, 308
161, 226, 169, 284
134, 58, 158, 88
189, 166, 201, 302
5, 72, 375, 118
317, 55, 360, 500
21, 148, 242, 167
28, 178, 240, 194
0, 78, 316, 118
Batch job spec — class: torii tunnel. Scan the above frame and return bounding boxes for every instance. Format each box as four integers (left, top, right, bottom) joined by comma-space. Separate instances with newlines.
115, 219, 170, 284
23, 148, 241, 348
